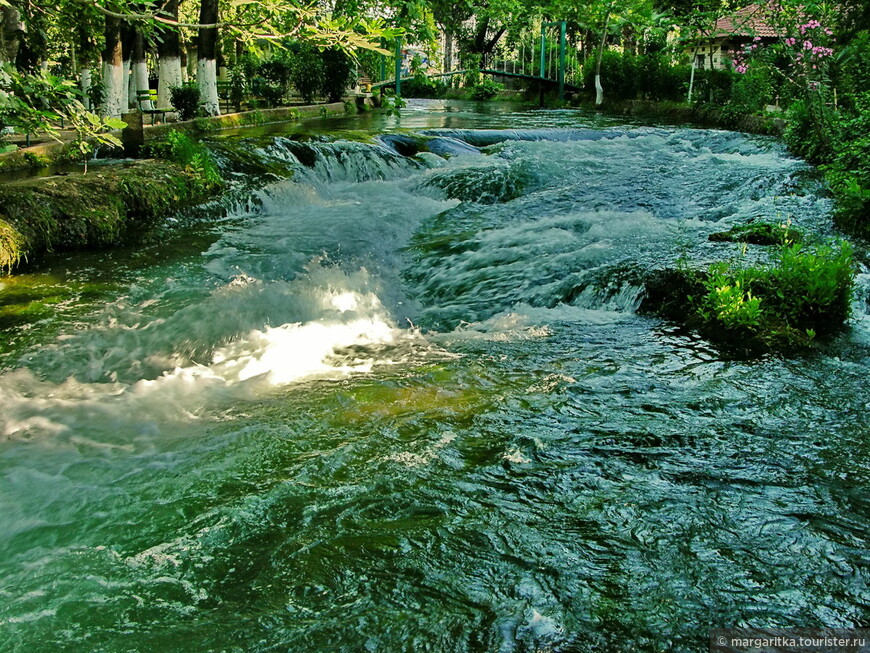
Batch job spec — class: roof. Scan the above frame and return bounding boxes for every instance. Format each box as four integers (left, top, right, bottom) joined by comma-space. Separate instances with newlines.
709, 4, 781, 38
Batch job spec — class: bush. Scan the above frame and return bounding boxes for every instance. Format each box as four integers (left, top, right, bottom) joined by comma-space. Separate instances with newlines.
169, 84, 200, 121
582, 51, 691, 102
824, 92, 870, 235
688, 237, 854, 350
289, 43, 325, 104
470, 78, 502, 100
402, 71, 448, 99
257, 57, 293, 107
321, 48, 354, 102
144, 130, 221, 188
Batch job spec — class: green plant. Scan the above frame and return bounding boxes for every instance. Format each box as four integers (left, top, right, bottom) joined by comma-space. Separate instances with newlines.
772, 240, 854, 329
401, 70, 448, 99
146, 130, 221, 188
64, 100, 126, 174
470, 78, 502, 100
687, 236, 854, 350
697, 261, 763, 330
321, 48, 354, 102
169, 84, 201, 121
823, 92, 870, 235
289, 43, 325, 104
378, 91, 406, 116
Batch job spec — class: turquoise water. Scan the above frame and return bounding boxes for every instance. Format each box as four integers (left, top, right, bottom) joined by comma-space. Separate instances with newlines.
0, 101, 868, 652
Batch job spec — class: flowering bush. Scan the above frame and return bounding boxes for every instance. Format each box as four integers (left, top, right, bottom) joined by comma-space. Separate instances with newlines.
729, 14, 836, 96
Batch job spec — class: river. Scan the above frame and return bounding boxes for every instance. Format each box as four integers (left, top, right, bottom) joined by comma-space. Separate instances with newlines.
1, 100, 868, 652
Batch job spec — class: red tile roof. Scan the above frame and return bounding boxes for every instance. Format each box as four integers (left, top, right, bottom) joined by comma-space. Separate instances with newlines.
711, 4, 781, 38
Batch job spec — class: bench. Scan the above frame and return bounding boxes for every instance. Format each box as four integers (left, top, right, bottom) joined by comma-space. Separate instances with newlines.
135, 89, 167, 125
216, 80, 233, 113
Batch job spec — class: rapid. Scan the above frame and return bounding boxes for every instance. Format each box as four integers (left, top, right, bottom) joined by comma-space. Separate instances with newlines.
0, 101, 868, 652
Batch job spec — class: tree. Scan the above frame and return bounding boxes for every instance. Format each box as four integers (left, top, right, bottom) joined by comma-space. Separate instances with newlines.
198, 0, 220, 115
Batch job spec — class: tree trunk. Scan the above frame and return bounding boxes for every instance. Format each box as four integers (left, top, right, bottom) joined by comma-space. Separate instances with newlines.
444, 31, 453, 72
131, 28, 151, 109
156, 0, 182, 109
197, 0, 220, 116
76, 22, 98, 108
1, 5, 24, 65
594, 12, 611, 106
180, 45, 189, 83
102, 16, 125, 117
121, 23, 136, 111
687, 46, 698, 102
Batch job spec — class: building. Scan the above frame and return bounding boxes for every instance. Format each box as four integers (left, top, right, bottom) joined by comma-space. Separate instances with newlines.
690, 4, 780, 70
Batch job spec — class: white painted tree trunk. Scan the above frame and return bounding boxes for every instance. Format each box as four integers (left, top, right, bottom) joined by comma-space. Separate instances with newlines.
157, 56, 182, 109
80, 68, 92, 109
102, 61, 125, 117
122, 60, 131, 111
133, 61, 151, 109
687, 57, 697, 103
198, 58, 220, 116
595, 74, 604, 105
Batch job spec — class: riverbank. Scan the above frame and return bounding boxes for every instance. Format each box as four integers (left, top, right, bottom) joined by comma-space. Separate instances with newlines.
0, 160, 218, 271
577, 98, 786, 136
0, 99, 373, 272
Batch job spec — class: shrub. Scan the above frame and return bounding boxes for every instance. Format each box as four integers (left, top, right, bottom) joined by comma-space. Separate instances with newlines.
145, 130, 221, 188
257, 57, 293, 107
169, 84, 200, 121
582, 51, 691, 102
470, 78, 502, 100
783, 97, 839, 164
289, 43, 325, 104
687, 237, 854, 350
321, 48, 354, 102
698, 262, 764, 331
824, 92, 870, 236
402, 71, 448, 98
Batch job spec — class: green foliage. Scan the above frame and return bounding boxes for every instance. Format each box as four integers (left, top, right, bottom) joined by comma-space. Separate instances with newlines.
145, 130, 221, 189
783, 97, 838, 164
729, 66, 777, 112
288, 43, 325, 104
823, 92, 870, 236
169, 84, 201, 121
687, 237, 854, 350
698, 262, 764, 330
64, 100, 126, 172
378, 91, 406, 115
771, 241, 854, 329
836, 31, 870, 99
401, 71, 448, 99
583, 51, 690, 102
470, 78, 502, 100
0, 65, 76, 137
321, 48, 354, 102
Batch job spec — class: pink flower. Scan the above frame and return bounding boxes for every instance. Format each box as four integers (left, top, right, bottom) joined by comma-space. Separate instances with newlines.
803, 40, 813, 49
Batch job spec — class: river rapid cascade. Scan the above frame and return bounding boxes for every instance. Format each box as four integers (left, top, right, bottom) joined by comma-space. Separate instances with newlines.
0, 102, 868, 652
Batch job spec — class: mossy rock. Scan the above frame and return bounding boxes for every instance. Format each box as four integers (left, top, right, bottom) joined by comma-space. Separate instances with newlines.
0, 160, 217, 273
708, 222, 803, 246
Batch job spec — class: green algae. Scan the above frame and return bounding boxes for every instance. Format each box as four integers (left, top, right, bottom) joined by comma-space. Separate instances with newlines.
0, 160, 218, 273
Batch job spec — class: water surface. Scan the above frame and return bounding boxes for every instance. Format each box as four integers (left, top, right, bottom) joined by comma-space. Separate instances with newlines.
1, 100, 868, 653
